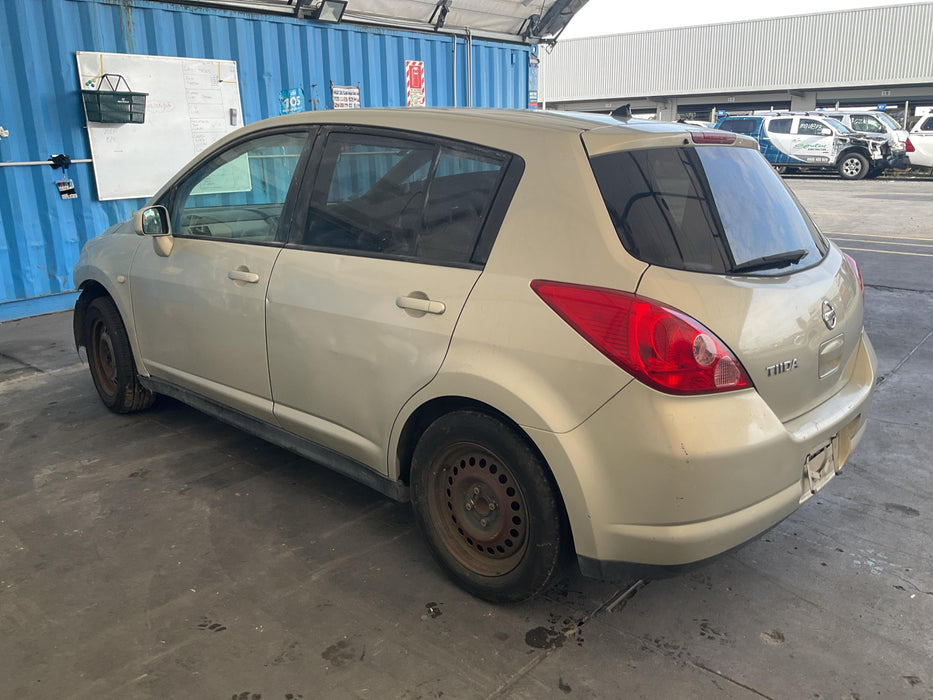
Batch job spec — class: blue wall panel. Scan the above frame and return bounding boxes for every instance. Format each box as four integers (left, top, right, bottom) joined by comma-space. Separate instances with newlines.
0, 0, 530, 318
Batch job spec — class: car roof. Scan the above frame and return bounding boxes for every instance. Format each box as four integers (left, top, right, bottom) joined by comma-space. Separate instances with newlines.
234, 108, 694, 146
150, 107, 759, 206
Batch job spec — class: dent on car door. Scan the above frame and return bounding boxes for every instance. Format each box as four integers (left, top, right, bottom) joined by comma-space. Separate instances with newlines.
130, 130, 311, 420
266, 129, 513, 472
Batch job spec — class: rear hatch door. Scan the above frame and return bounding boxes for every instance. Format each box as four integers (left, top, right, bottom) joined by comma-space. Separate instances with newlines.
585, 136, 864, 422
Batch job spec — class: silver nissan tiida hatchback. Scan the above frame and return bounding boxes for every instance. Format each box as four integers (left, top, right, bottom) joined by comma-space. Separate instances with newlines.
73, 109, 876, 602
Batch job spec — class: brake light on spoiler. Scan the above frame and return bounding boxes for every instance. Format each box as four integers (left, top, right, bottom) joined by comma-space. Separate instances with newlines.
531, 280, 753, 395
691, 131, 736, 145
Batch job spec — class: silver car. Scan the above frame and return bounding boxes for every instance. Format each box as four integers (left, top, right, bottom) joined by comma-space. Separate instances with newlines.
73, 109, 876, 602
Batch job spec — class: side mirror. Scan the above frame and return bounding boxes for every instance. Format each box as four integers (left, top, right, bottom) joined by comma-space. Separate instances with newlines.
820, 127, 832, 136
133, 205, 174, 257
134, 205, 171, 236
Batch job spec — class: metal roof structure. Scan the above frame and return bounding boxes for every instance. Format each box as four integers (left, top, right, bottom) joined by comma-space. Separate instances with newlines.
177, 0, 590, 41
542, 2, 933, 105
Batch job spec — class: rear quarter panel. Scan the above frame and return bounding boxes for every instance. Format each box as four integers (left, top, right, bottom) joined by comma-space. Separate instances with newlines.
390, 129, 648, 461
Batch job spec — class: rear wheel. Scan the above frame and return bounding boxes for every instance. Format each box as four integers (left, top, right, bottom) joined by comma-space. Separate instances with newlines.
838, 152, 869, 180
84, 297, 155, 413
410, 411, 568, 603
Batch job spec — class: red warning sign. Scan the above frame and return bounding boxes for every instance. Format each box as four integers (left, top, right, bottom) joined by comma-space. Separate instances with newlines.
405, 60, 426, 107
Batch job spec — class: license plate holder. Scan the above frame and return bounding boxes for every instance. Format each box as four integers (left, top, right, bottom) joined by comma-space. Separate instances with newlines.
805, 438, 839, 495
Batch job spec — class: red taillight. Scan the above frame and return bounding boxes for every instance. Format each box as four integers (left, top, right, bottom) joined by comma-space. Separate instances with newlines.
530, 280, 753, 395
691, 130, 736, 145
906, 137, 915, 153
843, 252, 864, 296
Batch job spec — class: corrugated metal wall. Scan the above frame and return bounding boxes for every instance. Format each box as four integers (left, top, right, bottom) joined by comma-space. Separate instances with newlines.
0, 0, 530, 319
542, 3, 933, 102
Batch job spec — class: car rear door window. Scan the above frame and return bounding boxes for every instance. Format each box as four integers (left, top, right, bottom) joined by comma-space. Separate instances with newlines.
850, 115, 884, 133
588, 145, 828, 275
170, 132, 309, 244
301, 131, 508, 266
767, 119, 792, 134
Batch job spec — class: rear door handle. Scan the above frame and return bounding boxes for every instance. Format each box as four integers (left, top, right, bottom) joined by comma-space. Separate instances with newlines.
396, 295, 446, 315
228, 269, 260, 284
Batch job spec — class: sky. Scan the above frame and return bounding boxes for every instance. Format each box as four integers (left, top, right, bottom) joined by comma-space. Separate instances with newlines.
559, 0, 924, 38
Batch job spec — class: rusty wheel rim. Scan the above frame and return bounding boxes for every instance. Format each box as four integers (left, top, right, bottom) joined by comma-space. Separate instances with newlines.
427, 442, 529, 576
90, 318, 118, 397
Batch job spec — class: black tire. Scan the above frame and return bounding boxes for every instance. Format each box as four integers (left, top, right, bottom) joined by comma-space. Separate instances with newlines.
84, 297, 155, 414
838, 152, 869, 180
410, 410, 568, 603
864, 168, 884, 179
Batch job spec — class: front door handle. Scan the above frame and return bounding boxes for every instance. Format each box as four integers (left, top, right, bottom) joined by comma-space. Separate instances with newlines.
228, 268, 260, 284
396, 295, 446, 315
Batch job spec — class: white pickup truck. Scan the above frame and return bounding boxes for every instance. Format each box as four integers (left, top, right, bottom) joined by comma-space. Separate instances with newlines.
908, 114, 933, 169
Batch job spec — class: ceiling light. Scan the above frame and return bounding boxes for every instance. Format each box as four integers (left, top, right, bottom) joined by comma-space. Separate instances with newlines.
314, 0, 347, 23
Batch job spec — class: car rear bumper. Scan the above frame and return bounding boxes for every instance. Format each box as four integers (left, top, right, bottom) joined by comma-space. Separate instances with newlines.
526, 330, 877, 570
887, 152, 911, 170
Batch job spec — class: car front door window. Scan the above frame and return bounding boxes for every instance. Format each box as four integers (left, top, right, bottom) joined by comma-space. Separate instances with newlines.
171, 132, 308, 244
797, 119, 825, 136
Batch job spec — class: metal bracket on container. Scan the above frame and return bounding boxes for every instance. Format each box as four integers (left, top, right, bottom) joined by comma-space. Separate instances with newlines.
0, 158, 92, 168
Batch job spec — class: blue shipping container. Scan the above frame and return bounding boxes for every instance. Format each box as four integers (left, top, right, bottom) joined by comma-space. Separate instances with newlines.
0, 0, 531, 320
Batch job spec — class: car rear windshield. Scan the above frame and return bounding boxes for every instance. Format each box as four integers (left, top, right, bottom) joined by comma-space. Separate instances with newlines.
719, 118, 759, 135
588, 145, 828, 275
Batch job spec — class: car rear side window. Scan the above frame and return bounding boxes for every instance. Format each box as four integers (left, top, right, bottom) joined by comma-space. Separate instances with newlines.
850, 115, 884, 133
301, 131, 508, 266
588, 145, 828, 275
767, 118, 792, 134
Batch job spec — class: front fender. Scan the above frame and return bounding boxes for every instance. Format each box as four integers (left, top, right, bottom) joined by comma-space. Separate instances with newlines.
72, 222, 147, 373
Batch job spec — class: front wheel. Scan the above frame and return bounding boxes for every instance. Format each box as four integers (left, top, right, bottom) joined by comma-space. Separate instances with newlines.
838, 152, 869, 180
84, 297, 155, 413
410, 411, 568, 603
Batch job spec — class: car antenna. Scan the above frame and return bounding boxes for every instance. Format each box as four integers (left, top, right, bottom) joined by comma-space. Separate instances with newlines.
610, 104, 632, 122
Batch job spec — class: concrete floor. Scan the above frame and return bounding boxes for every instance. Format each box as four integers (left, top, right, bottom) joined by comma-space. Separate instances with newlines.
1, 179, 931, 699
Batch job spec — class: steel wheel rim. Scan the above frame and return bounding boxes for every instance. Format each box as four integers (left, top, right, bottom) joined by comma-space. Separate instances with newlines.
427, 441, 529, 576
91, 318, 118, 396
843, 157, 861, 177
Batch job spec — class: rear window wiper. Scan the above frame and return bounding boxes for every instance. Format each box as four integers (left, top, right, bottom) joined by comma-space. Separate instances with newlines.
730, 249, 808, 274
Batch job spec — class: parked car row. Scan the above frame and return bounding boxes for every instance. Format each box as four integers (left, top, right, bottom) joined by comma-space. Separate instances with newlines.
714, 112, 893, 180
815, 109, 911, 169
715, 108, 932, 178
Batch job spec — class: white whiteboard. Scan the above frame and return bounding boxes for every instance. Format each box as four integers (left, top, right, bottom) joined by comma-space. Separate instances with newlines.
76, 51, 243, 201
